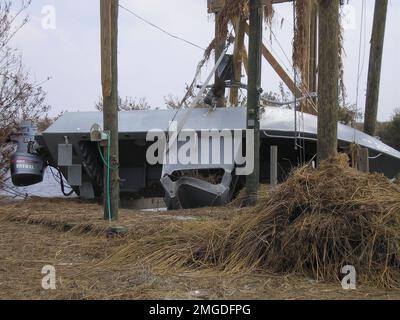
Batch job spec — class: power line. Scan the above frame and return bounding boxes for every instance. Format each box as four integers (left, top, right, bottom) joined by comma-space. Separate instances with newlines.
264, 25, 318, 114
119, 4, 206, 51
355, 0, 367, 112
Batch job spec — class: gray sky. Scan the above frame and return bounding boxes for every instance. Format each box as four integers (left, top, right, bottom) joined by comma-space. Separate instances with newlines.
11, 0, 400, 121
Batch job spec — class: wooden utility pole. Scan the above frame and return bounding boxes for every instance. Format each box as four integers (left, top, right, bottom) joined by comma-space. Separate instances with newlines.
100, 0, 119, 220
317, 0, 340, 163
308, 2, 318, 99
245, 0, 263, 204
364, 0, 389, 136
214, 11, 228, 108
230, 17, 246, 106
242, 47, 249, 75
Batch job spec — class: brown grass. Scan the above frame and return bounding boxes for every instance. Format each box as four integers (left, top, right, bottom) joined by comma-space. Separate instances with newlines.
210, 155, 400, 288
127, 154, 400, 289
1, 156, 400, 299
1, 196, 400, 300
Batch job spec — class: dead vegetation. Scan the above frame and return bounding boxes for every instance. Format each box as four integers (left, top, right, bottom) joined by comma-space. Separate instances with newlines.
1, 155, 400, 299
216, 0, 274, 31
204, 154, 400, 288
107, 154, 400, 289
1, 194, 400, 300
0, 1, 50, 185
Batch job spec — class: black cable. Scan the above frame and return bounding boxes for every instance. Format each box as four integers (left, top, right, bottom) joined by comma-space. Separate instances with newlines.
48, 165, 74, 197
48, 166, 71, 190
48, 166, 63, 185
119, 4, 206, 51
58, 168, 74, 197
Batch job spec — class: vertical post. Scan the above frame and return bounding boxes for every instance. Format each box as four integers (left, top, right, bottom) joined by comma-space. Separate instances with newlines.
214, 11, 227, 108
308, 2, 318, 102
364, 0, 389, 136
245, 0, 263, 205
230, 17, 246, 106
270, 146, 278, 187
100, 0, 119, 221
317, 0, 340, 163
241, 47, 249, 75
299, 1, 314, 114
303, 2, 311, 91
357, 148, 370, 173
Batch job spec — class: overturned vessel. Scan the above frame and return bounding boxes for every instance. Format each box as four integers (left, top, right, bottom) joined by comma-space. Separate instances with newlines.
9, 107, 400, 209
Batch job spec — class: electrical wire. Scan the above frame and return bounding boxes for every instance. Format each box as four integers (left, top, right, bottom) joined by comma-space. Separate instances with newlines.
264, 24, 318, 114
164, 30, 235, 164
291, 2, 307, 164
48, 166, 72, 190
119, 4, 206, 51
355, 0, 366, 111
48, 166, 74, 197
354, 0, 367, 143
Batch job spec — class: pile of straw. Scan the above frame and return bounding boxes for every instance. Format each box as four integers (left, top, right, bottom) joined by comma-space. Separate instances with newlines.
216, 0, 274, 34
202, 154, 400, 288
137, 154, 400, 288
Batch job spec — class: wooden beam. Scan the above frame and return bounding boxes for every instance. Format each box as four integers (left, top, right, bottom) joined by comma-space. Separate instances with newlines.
364, 0, 389, 136
244, 22, 302, 97
242, 47, 249, 75
245, 0, 263, 205
214, 12, 227, 107
299, 1, 314, 115
100, 0, 119, 221
230, 17, 246, 106
308, 2, 318, 97
317, 0, 340, 163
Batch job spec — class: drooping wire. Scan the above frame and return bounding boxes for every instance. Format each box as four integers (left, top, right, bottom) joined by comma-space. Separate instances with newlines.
48, 166, 71, 190
119, 4, 206, 51
354, 0, 367, 143
292, 1, 307, 164
48, 165, 74, 197
164, 28, 235, 163
264, 23, 318, 114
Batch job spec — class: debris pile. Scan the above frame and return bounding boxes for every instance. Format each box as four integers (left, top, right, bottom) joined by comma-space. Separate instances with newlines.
206, 154, 400, 287
91, 154, 400, 288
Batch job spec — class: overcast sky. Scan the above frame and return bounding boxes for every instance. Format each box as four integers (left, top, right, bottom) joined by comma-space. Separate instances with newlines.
11, 0, 400, 121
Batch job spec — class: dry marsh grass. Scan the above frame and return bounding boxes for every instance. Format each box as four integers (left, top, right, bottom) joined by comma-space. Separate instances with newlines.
1, 155, 400, 299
